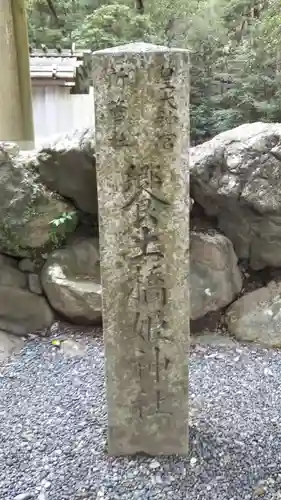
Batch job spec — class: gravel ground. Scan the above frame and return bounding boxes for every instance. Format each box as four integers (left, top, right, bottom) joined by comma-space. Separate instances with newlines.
1, 325, 281, 500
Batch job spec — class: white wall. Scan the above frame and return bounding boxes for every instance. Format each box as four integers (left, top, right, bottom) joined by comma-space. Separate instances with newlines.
32, 85, 95, 146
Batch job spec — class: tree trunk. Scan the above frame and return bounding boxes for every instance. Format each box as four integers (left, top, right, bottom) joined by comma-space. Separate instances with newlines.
0, 0, 34, 149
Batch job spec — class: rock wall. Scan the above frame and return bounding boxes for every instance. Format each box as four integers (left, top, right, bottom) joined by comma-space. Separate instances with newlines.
0, 131, 100, 337
2, 122, 281, 348
190, 121, 281, 346
190, 121, 281, 270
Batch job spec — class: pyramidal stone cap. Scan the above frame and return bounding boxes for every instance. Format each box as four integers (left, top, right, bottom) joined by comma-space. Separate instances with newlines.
92, 42, 189, 55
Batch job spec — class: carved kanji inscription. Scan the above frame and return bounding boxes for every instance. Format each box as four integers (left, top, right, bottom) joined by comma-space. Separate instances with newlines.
93, 42, 190, 455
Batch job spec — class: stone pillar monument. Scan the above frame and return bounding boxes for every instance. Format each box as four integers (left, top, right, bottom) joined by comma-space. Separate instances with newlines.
92, 43, 190, 456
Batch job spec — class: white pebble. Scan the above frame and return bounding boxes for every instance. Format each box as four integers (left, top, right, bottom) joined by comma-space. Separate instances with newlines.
149, 459, 161, 469
41, 479, 51, 490
14, 494, 33, 500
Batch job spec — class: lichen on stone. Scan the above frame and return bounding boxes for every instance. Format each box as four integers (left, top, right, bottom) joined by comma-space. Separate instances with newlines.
0, 144, 78, 258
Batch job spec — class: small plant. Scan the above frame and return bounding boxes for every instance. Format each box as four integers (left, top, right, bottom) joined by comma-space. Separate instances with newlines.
50, 211, 77, 228
49, 211, 77, 249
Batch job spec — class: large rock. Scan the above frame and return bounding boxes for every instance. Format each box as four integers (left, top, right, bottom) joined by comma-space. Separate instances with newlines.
190, 122, 281, 269
41, 238, 102, 324
0, 254, 27, 289
0, 252, 53, 336
226, 281, 281, 347
0, 143, 78, 258
191, 232, 242, 319
0, 286, 54, 336
27, 128, 97, 215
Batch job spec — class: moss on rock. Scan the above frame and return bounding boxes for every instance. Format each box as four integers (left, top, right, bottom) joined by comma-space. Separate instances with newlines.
0, 144, 78, 258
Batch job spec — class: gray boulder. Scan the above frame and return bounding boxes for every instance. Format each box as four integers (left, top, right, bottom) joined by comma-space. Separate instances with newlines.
41, 237, 102, 324
0, 252, 53, 337
191, 232, 242, 319
0, 142, 78, 258
18, 258, 36, 273
28, 273, 43, 295
226, 281, 281, 347
27, 128, 97, 215
0, 254, 27, 289
190, 122, 281, 269
0, 286, 54, 336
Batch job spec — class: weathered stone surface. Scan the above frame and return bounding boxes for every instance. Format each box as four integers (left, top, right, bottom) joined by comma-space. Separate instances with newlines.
226, 281, 281, 346
28, 273, 43, 295
190, 122, 281, 269
0, 286, 54, 336
27, 128, 97, 215
93, 42, 190, 455
191, 232, 242, 319
18, 258, 36, 273
0, 330, 25, 365
0, 254, 27, 289
41, 238, 102, 324
190, 333, 237, 347
0, 143, 78, 258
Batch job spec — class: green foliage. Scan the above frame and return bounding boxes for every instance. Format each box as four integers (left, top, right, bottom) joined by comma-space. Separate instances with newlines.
0, 222, 27, 256
72, 4, 155, 49
26, 0, 281, 143
49, 211, 78, 248
50, 211, 77, 228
